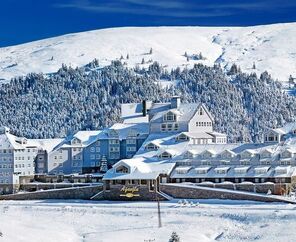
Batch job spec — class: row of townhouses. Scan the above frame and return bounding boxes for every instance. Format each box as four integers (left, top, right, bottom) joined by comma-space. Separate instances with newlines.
1, 96, 296, 196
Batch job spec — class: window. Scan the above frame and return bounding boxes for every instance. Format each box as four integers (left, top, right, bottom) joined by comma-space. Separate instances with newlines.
199, 108, 203, 115
116, 166, 129, 173
161, 123, 179, 132
164, 112, 176, 121
176, 133, 189, 141
127, 139, 136, 144
109, 139, 119, 144
90, 155, 95, 160
91, 162, 95, 167
90, 147, 95, 152
96, 141, 101, 146
127, 147, 136, 152
145, 143, 159, 151
159, 152, 172, 159
96, 147, 100, 152
109, 147, 120, 152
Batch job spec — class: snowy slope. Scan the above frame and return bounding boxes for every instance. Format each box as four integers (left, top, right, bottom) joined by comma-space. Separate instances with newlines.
0, 200, 296, 242
1, 22, 296, 82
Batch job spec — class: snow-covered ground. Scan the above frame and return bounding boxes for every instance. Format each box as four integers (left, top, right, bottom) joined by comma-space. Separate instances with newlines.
0, 23, 296, 82
0, 200, 296, 242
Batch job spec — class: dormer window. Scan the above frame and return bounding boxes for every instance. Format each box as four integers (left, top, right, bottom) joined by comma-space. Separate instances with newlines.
176, 133, 189, 142
281, 150, 292, 159
159, 151, 172, 159
116, 165, 129, 173
163, 111, 176, 122
71, 138, 81, 145
145, 143, 159, 151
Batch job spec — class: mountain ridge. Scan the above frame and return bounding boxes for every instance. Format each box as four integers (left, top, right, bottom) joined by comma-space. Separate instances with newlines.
1, 22, 296, 82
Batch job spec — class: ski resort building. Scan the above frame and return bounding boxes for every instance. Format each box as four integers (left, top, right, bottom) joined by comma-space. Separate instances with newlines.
102, 98, 296, 200
1, 96, 296, 199
264, 122, 296, 143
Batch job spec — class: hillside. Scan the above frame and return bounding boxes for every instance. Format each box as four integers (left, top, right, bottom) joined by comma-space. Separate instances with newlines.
0, 23, 296, 82
0, 61, 295, 141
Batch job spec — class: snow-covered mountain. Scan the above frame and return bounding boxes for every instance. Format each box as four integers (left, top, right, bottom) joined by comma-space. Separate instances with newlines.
1, 22, 296, 82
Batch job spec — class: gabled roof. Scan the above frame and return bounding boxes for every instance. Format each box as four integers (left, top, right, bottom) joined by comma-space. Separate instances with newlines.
200, 149, 217, 155
158, 149, 178, 157
198, 103, 214, 122
260, 148, 274, 154
240, 149, 257, 155
219, 149, 236, 156
149, 103, 199, 123
184, 149, 200, 155
103, 158, 175, 180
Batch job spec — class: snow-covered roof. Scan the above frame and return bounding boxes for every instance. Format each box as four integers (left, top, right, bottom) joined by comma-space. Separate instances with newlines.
121, 102, 151, 124
149, 103, 199, 123
175, 166, 193, 173
273, 122, 296, 135
105, 123, 149, 140
208, 132, 227, 137
180, 132, 214, 139
103, 157, 175, 180
274, 166, 291, 175
28, 138, 64, 152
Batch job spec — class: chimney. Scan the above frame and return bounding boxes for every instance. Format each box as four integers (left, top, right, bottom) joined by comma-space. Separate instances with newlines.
171, 96, 181, 109
142, 100, 147, 116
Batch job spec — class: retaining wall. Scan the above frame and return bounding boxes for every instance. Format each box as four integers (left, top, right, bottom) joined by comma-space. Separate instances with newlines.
0, 184, 103, 200
160, 183, 295, 203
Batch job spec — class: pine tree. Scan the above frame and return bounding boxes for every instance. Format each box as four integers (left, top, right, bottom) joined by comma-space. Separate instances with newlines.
141, 58, 145, 64
252, 62, 256, 69
184, 51, 188, 57
149, 48, 153, 54
198, 52, 204, 60
169, 232, 180, 242
228, 63, 238, 75
126, 54, 129, 59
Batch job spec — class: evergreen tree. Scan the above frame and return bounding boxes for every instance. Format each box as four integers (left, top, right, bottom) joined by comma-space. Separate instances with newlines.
169, 232, 180, 242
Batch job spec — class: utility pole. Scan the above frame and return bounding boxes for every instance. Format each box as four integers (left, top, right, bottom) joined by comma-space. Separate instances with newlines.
154, 178, 162, 228
157, 197, 162, 228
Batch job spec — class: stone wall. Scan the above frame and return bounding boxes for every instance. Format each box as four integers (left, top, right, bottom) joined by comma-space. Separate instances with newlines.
160, 184, 295, 203
102, 185, 166, 201
0, 184, 103, 200
185, 182, 288, 195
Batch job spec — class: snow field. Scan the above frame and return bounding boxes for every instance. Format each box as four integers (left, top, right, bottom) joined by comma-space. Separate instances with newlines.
0, 200, 296, 242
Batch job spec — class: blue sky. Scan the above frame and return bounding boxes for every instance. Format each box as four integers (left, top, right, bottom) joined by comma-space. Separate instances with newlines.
1, 0, 296, 47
